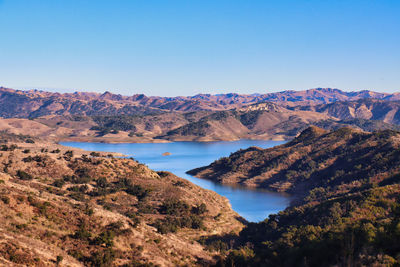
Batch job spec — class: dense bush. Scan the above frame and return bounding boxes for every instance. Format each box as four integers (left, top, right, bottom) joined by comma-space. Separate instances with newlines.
16, 170, 32, 180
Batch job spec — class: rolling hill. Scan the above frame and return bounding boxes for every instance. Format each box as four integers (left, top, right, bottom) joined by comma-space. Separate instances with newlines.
188, 126, 400, 200
190, 127, 400, 266
0, 132, 243, 266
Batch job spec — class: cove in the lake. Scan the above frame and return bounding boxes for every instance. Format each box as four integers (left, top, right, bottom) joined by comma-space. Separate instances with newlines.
61, 140, 290, 222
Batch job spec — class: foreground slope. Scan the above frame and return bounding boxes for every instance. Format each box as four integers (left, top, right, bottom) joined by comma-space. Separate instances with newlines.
190, 128, 400, 266
0, 133, 243, 266
216, 180, 400, 266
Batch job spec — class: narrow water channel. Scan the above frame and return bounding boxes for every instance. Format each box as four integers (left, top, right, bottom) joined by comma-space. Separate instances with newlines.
61, 140, 290, 222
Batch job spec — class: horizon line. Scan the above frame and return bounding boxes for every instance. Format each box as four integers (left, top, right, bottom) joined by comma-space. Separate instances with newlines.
1, 85, 396, 98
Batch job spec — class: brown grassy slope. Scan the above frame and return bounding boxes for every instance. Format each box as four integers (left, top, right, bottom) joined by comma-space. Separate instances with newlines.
188, 126, 400, 201
161, 105, 333, 141
2, 100, 400, 143
298, 98, 400, 124
0, 137, 243, 266
0, 105, 331, 142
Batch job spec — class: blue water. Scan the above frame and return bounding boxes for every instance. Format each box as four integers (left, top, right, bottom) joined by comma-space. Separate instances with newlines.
61, 140, 290, 222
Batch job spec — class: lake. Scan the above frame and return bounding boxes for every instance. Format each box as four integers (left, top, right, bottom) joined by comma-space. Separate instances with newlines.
61, 140, 290, 222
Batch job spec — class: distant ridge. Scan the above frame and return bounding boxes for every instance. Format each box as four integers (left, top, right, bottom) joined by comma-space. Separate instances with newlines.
0, 86, 400, 118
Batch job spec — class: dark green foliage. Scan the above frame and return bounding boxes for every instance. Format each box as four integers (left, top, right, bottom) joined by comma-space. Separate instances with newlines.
68, 184, 88, 193
154, 217, 179, 234
27, 196, 51, 215
64, 150, 73, 158
90, 151, 100, 157
52, 179, 65, 188
92, 230, 115, 248
56, 255, 63, 265
192, 203, 208, 215
25, 138, 35, 143
16, 170, 32, 180
202, 127, 400, 266
68, 250, 85, 261
88, 249, 115, 267
154, 215, 205, 234
215, 186, 400, 266
125, 211, 141, 227
155, 200, 206, 234
1, 196, 10, 204
73, 224, 92, 241
96, 177, 108, 188
63, 167, 92, 184
159, 200, 190, 216
91, 116, 137, 136
1, 144, 17, 151
239, 110, 264, 127
157, 171, 169, 178
125, 184, 151, 200
22, 155, 45, 164
166, 120, 210, 137
137, 203, 155, 214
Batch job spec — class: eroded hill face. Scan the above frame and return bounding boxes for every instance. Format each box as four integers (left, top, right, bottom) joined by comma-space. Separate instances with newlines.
298, 99, 400, 125
0, 133, 243, 266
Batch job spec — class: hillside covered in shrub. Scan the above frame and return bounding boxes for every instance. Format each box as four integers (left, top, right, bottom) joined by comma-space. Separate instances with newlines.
187, 127, 400, 266
0, 133, 243, 266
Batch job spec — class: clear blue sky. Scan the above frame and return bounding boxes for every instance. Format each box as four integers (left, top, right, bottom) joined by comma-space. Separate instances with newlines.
0, 0, 399, 96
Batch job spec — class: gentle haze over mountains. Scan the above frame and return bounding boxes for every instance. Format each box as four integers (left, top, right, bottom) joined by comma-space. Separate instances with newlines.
0, 0, 399, 96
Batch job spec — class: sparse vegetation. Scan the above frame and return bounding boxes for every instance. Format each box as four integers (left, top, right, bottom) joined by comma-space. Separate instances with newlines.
0, 135, 241, 265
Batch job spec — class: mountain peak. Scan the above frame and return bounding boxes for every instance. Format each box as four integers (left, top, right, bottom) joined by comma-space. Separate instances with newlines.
294, 126, 327, 142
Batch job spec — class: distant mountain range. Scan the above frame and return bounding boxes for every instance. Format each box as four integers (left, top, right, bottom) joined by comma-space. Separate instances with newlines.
1, 86, 400, 118
1, 87, 400, 142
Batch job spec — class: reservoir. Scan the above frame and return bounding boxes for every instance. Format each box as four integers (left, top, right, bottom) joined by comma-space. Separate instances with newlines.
61, 140, 290, 222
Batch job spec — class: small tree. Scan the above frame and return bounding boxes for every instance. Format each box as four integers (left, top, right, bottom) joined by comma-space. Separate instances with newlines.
56, 255, 63, 265
16, 170, 32, 180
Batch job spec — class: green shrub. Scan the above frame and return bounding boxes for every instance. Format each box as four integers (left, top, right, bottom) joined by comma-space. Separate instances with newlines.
192, 203, 207, 215
125, 211, 141, 227
125, 184, 151, 200
73, 225, 92, 241
52, 179, 65, 188
16, 170, 32, 180
92, 230, 115, 248
88, 249, 115, 267
1, 196, 10, 204
56, 255, 63, 265
159, 200, 190, 216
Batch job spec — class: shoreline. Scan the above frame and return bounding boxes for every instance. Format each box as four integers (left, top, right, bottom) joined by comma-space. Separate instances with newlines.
56, 135, 287, 144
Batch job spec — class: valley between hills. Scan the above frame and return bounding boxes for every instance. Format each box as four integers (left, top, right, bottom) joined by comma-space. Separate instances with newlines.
1, 87, 400, 266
